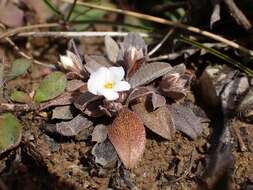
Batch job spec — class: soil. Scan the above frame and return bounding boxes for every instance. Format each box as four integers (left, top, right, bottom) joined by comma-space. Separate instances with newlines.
0, 102, 252, 190
1, 12, 253, 190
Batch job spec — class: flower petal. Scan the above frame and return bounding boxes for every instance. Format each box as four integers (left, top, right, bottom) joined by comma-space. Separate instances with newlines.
90, 67, 108, 80
60, 55, 74, 69
87, 78, 100, 95
109, 66, 125, 81
98, 88, 119, 101
113, 81, 131, 92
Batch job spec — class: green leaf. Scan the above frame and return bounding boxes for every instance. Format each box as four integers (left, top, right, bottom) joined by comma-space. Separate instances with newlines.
0, 113, 22, 154
70, 5, 107, 30
34, 71, 67, 103
9, 58, 32, 79
124, 16, 153, 33
10, 89, 32, 103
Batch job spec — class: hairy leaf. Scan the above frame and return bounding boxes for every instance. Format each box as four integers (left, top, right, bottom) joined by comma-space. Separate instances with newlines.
169, 103, 202, 139
151, 93, 166, 110
121, 33, 146, 51
9, 58, 32, 79
108, 108, 146, 169
129, 62, 172, 88
83, 55, 100, 74
126, 86, 154, 105
39, 92, 73, 111
74, 91, 101, 112
34, 71, 67, 102
66, 79, 85, 92
105, 35, 119, 63
10, 89, 32, 103
0, 113, 22, 154
132, 97, 174, 140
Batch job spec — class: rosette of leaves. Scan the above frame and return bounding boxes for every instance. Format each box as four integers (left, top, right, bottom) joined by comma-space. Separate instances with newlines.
49, 33, 203, 169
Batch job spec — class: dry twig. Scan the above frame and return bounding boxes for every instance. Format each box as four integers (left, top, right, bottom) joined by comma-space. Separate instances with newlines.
61, 0, 253, 56
17, 31, 149, 38
224, 0, 252, 31
0, 23, 60, 39
4, 37, 56, 69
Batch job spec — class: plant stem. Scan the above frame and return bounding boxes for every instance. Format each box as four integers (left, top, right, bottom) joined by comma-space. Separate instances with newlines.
65, 0, 78, 21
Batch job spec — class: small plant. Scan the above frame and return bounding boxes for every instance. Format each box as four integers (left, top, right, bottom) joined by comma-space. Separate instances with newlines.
56, 33, 197, 169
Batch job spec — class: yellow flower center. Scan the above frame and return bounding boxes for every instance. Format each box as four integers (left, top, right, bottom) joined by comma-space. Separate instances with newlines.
104, 82, 113, 89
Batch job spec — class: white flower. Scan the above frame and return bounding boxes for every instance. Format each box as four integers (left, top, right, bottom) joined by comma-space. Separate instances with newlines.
87, 66, 131, 101
59, 50, 83, 73
59, 52, 75, 70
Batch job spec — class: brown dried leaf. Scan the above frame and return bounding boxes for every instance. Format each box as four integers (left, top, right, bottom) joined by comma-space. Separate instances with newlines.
107, 108, 146, 169
55, 114, 93, 136
0, 3, 24, 27
169, 103, 202, 139
129, 62, 172, 88
22, 0, 52, 23
105, 35, 119, 63
132, 97, 174, 140
210, 2, 221, 28
52, 105, 73, 120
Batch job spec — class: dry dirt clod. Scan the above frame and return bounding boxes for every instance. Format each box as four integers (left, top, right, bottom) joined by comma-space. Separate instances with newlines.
91, 139, 118, 168
51, 105, 74, 120
92, 124, 108, 143
237, 89, 253, 123
47, 114, 93, 137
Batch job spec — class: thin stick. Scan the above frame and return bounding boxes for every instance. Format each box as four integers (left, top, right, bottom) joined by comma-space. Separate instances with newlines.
61, 0, 253, 56
224, 0, 251, 30
0, 103, 33, 113
5, 37, 56, 69
17, 31, 149, 38
148, 29, 174, 56
0, 23, 60, 39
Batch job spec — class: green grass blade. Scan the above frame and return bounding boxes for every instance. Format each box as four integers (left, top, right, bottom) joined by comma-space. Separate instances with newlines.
66, 0, 78, 21
43, 0, 64, 19
180, 37, 253, 76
